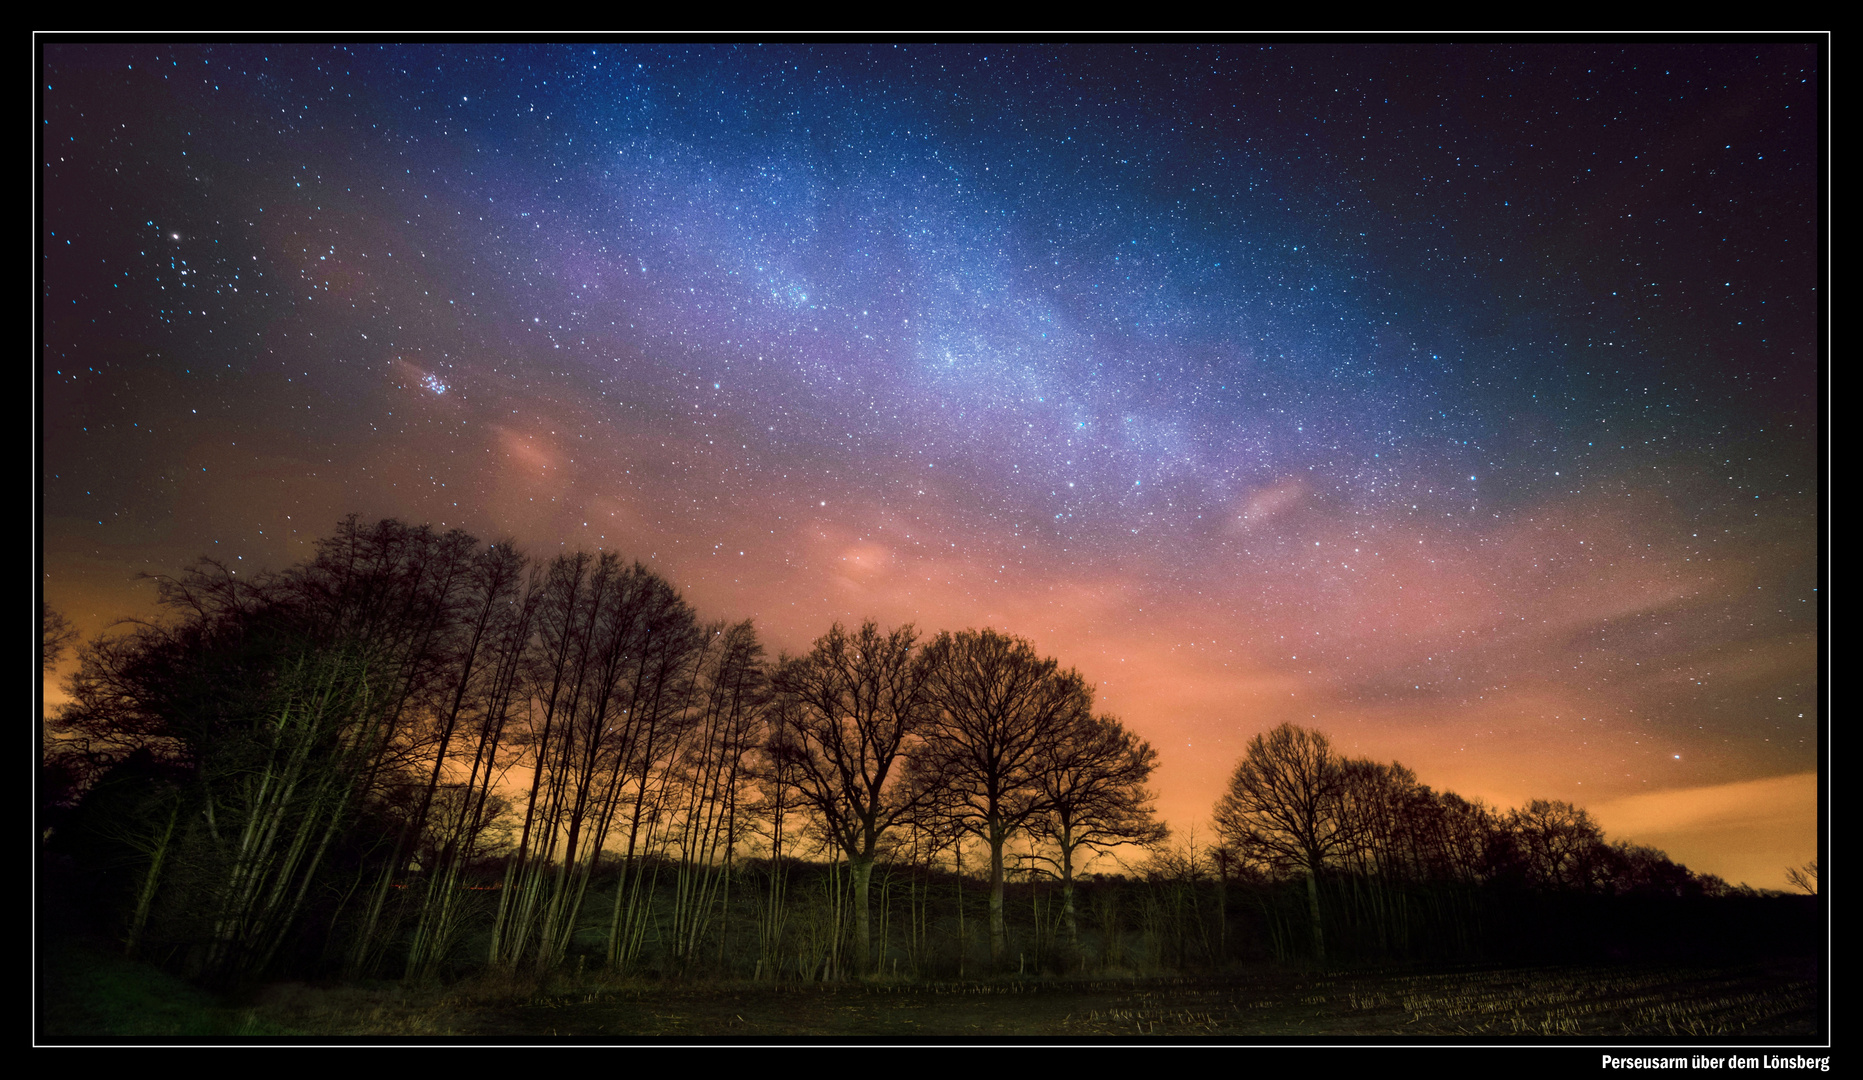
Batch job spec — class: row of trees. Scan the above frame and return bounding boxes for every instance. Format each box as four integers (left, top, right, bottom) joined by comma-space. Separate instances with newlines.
1211, 724, 1759, 964
44, 517, 1784, 983
43, 517, 1163, 984
769, 621, 1165, 975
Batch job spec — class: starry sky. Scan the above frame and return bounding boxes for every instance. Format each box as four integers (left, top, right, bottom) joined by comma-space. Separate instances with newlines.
39, 41, 1823, 889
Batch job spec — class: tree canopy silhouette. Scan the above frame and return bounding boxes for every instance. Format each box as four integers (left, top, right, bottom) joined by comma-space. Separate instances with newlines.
767, 620, 936, 976
42, 602, 78, 674
917, 627, 1094, 971
1030, 712, 1165, 963
1212, 723, 1356, 964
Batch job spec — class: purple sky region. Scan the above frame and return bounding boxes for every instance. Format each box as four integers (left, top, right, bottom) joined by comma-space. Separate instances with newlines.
40, 41, 1823, 888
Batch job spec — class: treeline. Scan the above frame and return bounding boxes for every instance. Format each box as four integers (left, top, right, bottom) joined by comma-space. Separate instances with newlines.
42, 517, 1161, 986
1190, 723, 1804, 967
40, 518, 1803, 987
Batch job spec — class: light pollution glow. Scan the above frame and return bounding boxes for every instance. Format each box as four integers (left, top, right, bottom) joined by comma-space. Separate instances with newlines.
40, 42, 1822, 890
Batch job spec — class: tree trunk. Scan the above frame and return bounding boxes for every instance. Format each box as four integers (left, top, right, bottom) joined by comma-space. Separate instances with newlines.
988, 832, 1007, 971
1058, 836, 1080, 969
955, 841, 966, 979
1061, 879, 1079, 968
1305, 865, 1326, 966
125, 801, 179, 959
850, 853, 875, 977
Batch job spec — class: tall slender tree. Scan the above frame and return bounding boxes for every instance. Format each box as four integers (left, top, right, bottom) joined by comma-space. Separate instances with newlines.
51, 519, 476, 982
402, 541, 533, 979
667, 620, 767, 971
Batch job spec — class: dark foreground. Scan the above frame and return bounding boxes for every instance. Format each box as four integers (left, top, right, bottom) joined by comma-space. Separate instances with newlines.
39, 929, 1821, 1041
437, 964, 1823, 1040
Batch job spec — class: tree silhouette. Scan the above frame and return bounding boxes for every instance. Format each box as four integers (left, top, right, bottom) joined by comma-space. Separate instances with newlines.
1599, 840, 1700, 897
47, 516, 1802, 988
666, 619, 768, 973
1506, 799, 1606, 891
1786, 859, 1818, 895
42, 602, 79, 675
1212, 723, 1356, 965
52, 524, 462, 981
768, 621, 934, 977
918, 628, 1093, 971
1030, 712, 1166, 964
45, 519, 558, 981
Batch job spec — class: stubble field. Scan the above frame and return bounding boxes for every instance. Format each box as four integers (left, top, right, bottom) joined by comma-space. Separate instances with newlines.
53, 960, 1808, 1041
427, 963, 1822, 1040
40, 919, 1821, 1042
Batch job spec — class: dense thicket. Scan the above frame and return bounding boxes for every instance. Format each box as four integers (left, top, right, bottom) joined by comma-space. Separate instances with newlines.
41, 518, 1806, 988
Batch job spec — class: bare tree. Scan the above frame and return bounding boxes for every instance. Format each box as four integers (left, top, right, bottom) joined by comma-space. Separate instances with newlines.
918, 628, 1093, 971
1506, 799, 1606, 891
1029, 713, 1166, 965
601, 577, 707, 970
42, 602, 79, 674
402, 541, 534, 979
1432, 790, 1500, 887
667, 620, 768, 972
768, 621, 934, 977
1212, 723, 1356, 965
487, 551, 706, 973
1786, 859, 1818, 895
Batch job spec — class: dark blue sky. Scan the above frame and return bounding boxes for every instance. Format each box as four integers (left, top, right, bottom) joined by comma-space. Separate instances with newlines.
40, 40, 1823, 886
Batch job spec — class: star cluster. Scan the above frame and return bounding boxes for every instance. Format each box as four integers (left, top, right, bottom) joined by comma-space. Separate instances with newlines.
39, 41, 1822, 887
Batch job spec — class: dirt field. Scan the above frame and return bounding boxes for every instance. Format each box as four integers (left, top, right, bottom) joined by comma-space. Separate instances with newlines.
356, 961, 1822, 1040
40, 920, 1822, 1043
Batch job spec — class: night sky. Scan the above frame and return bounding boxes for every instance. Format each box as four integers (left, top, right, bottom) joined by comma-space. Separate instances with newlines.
38, 41, 1823, 889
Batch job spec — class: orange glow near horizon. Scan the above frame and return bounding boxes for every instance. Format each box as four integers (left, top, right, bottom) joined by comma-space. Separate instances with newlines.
41, 437, 1821, 891
40, 43, 1822, 897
